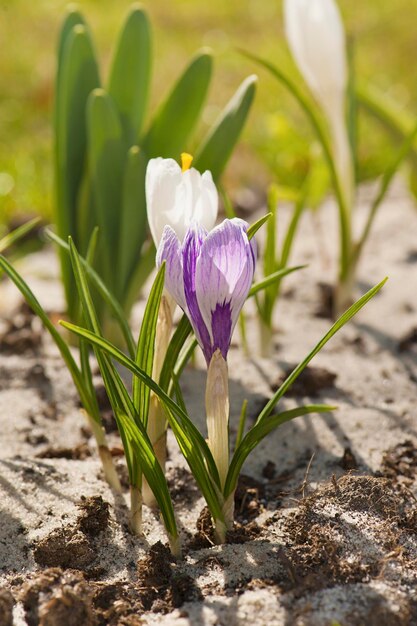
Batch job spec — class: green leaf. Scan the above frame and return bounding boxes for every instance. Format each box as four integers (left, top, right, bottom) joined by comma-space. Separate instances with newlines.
118, 146, 148, 297
0, 254, 97, 420
143, 50, 212, 159
87, 88, 126, 289
194, 75, 257, 181
108, 6, 152, 143
0, 218, 40, 254
61, 320, 225, 521
248, 266, 306, 298
256, 277, 387, 425
225, 405, 335, 497
132, 264, 165, 426
54, 23, 100, 319
247, 213, 271, 240
45, 228, 136, 358
159, 314, 192, 393
242, 50, 351, 279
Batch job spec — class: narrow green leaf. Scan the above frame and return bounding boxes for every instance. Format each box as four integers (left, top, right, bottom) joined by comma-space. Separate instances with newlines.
247, 213, 271, 240
0, 255, 96, 419
225, 404, 334, 497
143, 51, 212, 158
264, 185, 278, 278
108, 6, 152, 143
55, 23, 100, 318
87, 88, 126, 290
132, 264, 165, 426
45, 229, 135, 358
0, 218, 40, 254
118, 145, 148, 296
235, 399, 248, 451
256, 278, 387, 425
248, 266, 306, 298
62, 319, 224, 521
194, 75, 257, 181
159, 314, 192, 393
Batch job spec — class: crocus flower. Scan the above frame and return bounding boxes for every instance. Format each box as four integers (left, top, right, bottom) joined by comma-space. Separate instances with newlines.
145, 154, 219, 246
284, 0, 352, 207
157, 218, 256, 364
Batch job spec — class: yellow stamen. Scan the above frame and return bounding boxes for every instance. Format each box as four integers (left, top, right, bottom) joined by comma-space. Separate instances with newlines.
181, 152, 193, 172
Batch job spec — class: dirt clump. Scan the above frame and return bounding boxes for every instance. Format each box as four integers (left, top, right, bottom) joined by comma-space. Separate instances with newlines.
0, 588, 14, 626
33, 527, 95, 569
0, 302, 42, 355
36, 443, 91, 460
397, 327, 417, 352
234, 473, 265, 522
76, 496, 110, 536
20, 568, 96, 626
339, 446, 358, 470
381, 440, 417, 485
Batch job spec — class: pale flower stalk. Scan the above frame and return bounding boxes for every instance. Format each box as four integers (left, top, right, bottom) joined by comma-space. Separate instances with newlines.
284, 0, 353, 210
143, 154, 218, 507
158, 218, 256, 538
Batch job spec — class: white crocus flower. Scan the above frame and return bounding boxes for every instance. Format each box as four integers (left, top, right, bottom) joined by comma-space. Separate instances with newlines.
145, 154, 219, 246
284, 0, 353, 208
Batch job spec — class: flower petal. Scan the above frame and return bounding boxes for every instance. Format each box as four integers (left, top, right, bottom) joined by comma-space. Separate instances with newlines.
156, 225, 186, 311
195, 219, 255, 359
146, 158, 183, 245
182, 224, 212, 360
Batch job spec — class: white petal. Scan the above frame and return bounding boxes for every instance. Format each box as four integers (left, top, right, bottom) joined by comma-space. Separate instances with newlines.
145, 158, 182, 245
284, 0, 347, 107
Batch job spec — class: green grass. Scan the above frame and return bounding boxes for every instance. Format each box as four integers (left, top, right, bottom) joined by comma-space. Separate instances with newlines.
1, 0, 416, 222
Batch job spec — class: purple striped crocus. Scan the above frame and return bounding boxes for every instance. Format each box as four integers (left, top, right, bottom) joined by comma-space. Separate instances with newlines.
156, 218, 257, 364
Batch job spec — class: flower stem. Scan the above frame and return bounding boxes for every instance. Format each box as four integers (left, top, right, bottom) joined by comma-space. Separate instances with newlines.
205, 350, 229, 491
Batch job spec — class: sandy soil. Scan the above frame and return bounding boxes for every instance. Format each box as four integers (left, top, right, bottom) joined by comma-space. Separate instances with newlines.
0, 181, 416, 626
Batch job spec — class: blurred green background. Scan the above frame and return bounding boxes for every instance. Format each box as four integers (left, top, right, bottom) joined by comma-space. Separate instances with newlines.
1, 0, 416, 224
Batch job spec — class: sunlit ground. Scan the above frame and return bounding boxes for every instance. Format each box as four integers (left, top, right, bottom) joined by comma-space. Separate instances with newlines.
1, 0, 416, 222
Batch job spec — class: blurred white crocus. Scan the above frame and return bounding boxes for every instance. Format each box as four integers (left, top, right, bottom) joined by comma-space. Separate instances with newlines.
145, 154, 219, 246
284, 0, 353, 208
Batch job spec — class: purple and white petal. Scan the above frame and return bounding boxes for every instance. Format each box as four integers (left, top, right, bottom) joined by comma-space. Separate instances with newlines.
182, 224, 212, 361
156, 226, 187, 312
195, 219, 255, 359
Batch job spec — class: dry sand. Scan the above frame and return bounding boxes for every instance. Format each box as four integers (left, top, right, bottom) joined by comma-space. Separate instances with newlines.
0, 181, 416, 625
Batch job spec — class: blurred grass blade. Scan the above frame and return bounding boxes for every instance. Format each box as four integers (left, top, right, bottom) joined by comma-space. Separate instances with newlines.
108, 6, 152, 143
256, 277, 387, 425
225, 405, 334, 497
143, 51, 212, 158
119, 146, 148, 296
132, 264, 165, 426
45, 228, 135, 357
87, 88, 126, 289
194, 75, 257, 181
55, 23, 100, 318
248, 266, 306, 297
0, 218, 40, 254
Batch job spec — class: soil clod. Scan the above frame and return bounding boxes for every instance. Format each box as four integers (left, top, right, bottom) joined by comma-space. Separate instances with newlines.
36, 443, 91, 460
77, 496, 110, 536
339, 446, 358, 471
33, 527, 95, 569
0, 588, 14, 626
